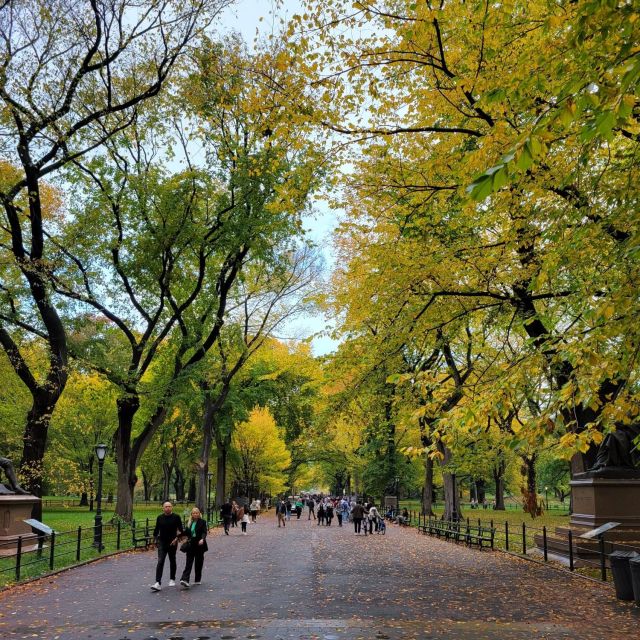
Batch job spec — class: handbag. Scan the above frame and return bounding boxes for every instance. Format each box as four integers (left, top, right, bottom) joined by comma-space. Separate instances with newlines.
179, 540, 190, 553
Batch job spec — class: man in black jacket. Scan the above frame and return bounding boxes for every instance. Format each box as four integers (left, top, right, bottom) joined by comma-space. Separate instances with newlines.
220, 499, 233, 535
151, 501, 184, 591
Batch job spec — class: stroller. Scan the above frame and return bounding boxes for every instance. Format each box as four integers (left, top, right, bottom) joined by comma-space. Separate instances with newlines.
376, 514, 386, 534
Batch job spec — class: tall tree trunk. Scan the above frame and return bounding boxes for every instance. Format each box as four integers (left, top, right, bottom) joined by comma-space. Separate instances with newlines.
214, 423, 232, 508
174, 466, 185, 501
419, 418, 435, 516
196, 394, 215, 512
162, 462, 172, 502
188, 475, 196, 502
438, 441, 460, 521
141, 469, 152, 502
493, 458, 506, 510
520, 453, 541, 516
20, 390, 61, 520
114, 395, 140, 521
422, 453, 434, 516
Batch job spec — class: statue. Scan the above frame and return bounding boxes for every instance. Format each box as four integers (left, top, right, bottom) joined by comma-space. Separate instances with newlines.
579, 423, 640, 478
0, 456, 29, 494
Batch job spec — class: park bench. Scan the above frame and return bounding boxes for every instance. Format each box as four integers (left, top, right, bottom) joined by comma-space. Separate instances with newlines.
131, 521, 153, 549
465, 523, 495, 550
419, 517, 495, 550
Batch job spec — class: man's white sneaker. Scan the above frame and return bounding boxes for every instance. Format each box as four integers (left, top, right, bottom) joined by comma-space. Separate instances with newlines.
169, 579, 175, 587
151, 582, 161, 591
194, 581, 201, 585
180, 579, 190, 588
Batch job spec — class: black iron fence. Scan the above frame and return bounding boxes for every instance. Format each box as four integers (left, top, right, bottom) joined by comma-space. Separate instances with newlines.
0, 518, 155, 588
403, 511, 640, 584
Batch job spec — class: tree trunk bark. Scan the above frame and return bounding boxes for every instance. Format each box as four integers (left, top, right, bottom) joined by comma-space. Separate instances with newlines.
196, 395, 215, 512
20, 391, 59, 520
114, 394, 140, 522
521, 453, 541, 516
493, 458, 506, 510
162, 462, 172, 502
174, 466, 185, 501
141, 469, 152, 502
438, 441, 460, 521
215, 443, 227, 508
422, 453, 434, 516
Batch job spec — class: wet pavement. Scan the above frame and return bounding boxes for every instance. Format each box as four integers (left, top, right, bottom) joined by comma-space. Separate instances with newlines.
0, 513, 638, 639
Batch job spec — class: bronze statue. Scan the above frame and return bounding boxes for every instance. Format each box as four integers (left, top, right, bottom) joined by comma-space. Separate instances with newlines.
0, 456, 29, 494
583, 423, 640, 478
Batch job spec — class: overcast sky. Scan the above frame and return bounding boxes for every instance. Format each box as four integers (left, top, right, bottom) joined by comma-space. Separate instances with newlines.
219, 0, 341, 356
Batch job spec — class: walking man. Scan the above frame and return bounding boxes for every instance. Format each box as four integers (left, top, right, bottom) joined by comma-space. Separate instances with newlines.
351, 500, 365, 535
151, 501, 184, 591
220, 498, 233, 535
276, 499, 286, 527
307, 497, 315, 520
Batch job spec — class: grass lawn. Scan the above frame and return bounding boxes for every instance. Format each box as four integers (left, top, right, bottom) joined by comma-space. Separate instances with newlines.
0, 501, 199, 589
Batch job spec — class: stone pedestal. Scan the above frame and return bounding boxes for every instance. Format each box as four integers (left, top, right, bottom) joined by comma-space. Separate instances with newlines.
0, 494, 41, 557
537, 478, 640, 563
570, 477, 640, 532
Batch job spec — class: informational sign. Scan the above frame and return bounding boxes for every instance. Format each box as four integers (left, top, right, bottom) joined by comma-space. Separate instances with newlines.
579, 521, 621, 539
23, 519, 54, 535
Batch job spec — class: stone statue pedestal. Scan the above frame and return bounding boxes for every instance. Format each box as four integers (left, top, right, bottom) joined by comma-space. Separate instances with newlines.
537, 478, 640, 563
570, 476, 640, 533
0, 493, 41, 557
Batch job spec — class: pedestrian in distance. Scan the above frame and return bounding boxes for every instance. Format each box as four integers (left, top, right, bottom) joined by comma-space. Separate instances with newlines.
307, 497, 316, 520
317, 502, 325, 525
250, 498, 259, 522
367, 504, 381, 534
325, 502, 334, 526
276, 499, 286, 527
241, 509, 250, 534
179, 507, 208, 589
285, 498, 292, 521
151, 501, 184, 592
295, 498, 303, 519
220, 498, 233, 535
351, 500, 365, 535
231, 500, 239, 527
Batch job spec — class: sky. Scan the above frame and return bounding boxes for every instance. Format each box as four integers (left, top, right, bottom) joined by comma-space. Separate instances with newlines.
218, 0, 342, 357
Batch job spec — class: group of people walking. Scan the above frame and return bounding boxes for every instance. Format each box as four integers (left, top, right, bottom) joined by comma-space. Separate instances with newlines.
275, 495, 388, 535
150, 501, 208, 592
219, 499, 260, 535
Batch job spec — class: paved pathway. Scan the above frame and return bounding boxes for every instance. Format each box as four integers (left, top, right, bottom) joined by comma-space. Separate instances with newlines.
0, 513, 638, 639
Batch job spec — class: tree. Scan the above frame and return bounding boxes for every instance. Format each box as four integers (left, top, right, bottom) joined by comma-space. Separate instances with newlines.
0, 0, 227, 508
230, 407, 291, 498
291, 0, 640, 477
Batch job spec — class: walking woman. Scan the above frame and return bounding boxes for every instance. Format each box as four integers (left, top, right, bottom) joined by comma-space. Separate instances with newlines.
180, 507, 208, 588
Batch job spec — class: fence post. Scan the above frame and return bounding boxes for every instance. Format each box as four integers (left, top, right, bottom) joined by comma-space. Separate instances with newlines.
599, 535, 607, 582
49, 531, 56, 571
117, 521, 121, 550
145, 517, 149, 538
76, 527, 82, 562
568, 529, 574, 571
522, 522, 527, 555
15, 536, 22, 582
543, 526, 548, 561
505, 521, 509, 551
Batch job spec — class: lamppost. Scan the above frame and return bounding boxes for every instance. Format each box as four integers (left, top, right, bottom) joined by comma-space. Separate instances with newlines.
93, 443, 107, 551
207, 472, 213, 520
545, 486, 549, 510
394, 475, 400, 512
